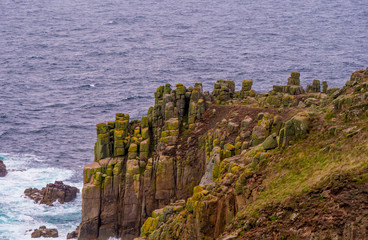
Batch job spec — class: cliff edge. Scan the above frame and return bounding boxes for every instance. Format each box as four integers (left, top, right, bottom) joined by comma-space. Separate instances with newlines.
78, 67, 368, 240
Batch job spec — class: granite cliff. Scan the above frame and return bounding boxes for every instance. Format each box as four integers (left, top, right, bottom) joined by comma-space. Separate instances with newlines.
77, 67, 368, 240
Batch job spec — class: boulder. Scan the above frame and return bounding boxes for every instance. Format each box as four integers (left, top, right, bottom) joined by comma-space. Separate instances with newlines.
24, 181, 79, 206
0, 160, 7, 177
279, 112, 310, 147
31, 226, 58, 238
262, 133, 278, 150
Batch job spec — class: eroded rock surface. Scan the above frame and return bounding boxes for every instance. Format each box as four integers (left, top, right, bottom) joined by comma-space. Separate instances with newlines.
24, 181, 79, 206
31, 226, 58, 238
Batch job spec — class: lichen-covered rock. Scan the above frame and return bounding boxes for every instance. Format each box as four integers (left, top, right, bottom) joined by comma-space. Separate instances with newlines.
306, 79, 321, 93
251, 113, 276, 146
242, 79, 253, 91
287, 72, 301, 86
322, 81, 328, 93
273, 72, 305, 95
279, 112, 310, 147
262, 133, 278, 150
212, 80, 235, 103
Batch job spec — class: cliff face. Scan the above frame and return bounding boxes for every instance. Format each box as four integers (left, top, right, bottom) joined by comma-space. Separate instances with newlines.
78, 67, 368, 240
79, 83, 212, 239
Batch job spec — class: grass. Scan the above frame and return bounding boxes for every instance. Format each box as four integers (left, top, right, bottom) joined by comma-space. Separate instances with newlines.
240, 115, 368, 216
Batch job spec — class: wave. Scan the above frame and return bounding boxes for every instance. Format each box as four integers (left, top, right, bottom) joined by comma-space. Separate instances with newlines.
0, 154, 82, 240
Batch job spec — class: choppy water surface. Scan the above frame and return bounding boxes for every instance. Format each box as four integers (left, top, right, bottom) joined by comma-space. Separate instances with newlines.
0, 0, 367, 238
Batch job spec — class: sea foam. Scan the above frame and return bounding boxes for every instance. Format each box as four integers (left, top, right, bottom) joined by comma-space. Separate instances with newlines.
0, 153, 82, 239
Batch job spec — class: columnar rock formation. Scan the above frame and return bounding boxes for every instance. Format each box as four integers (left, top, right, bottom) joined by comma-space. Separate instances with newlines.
273, 72, 305, 95
79, 83, 211, 239
78, 68, 368, 240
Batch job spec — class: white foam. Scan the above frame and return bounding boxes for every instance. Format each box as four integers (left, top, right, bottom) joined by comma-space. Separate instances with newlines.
0, 154, 82, 239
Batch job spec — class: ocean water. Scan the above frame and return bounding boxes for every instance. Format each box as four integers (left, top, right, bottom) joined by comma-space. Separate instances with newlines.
0, 154, 81, 239
0, 0, 367, 238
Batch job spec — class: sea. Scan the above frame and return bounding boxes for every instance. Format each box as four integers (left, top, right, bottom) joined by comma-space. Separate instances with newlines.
0, 0, 367, 239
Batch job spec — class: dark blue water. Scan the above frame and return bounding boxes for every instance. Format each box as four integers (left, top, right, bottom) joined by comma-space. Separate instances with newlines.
0, 0, 367, 238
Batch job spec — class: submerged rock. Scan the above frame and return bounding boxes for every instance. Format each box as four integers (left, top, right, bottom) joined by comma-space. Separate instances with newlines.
24, 181, 79, 206
0, 160, 7, 177
31, 226, 58, 238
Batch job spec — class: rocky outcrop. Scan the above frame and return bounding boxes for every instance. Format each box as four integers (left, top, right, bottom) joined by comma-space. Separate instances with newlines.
79, 68, 368, 240
24, 181, 79, 206
273, 72, 305, 95
31, 226, 58, 238
79, 83, 211, 239
0, 160, 7, 177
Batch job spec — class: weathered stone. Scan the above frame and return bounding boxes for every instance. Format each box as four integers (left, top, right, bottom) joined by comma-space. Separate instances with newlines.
279, 112, 309, 147
251, 125, 267, 146
31, 226, 58, 238
241, 116, 253, 129
227, 121, 239, 133
273, 85, 304, 95
251, 113, 274, 146
166, 118, 179, 130
322, 81, 328, 93
212, 80, 235, 102
264, 95, 282, 107
288, 72, 301, 86
140, 139, 150, 153
306, 79, 321, 93
24, 181, 79, 206
262, 133, 278, 150
242, 79, 253, 91
0, 160, 7, 177
289, 85, 305, 95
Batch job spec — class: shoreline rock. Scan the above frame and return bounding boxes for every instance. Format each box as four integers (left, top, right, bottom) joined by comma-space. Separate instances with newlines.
24, 181, 79, 206
0, 160, 7, 177
31, 226, 58, 238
